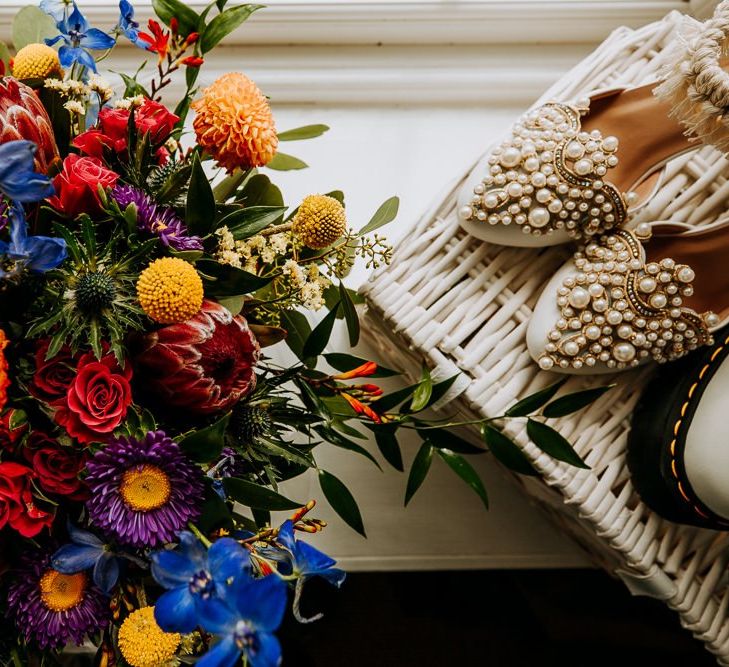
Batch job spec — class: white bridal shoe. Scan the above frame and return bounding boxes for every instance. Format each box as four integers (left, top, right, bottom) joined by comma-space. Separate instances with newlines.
456, 4, 729, 247
526, 220, 729, 374
628, 326, 729, 529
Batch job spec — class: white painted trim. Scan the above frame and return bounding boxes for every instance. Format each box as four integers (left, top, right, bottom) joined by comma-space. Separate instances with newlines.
0, 1, 689, 45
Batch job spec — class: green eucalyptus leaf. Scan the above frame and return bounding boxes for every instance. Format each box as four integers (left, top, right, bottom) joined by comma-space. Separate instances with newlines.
198, 259, 272, 297
410, 367, 433, 412
186, 153, 216, 236
277, 124, 330, 141
426, 374, 461, 408
373, 427, 403, 472
323, 353, 398, 378
222, 477, 302, 511
13, 6, 57, 51
405, 442, 433, 506
318, 470, 365, 537
526, 418, 589, 469
358, 196, 399, 235
280, 310, 312, 362
179, 412, 231, 462
152, 0, 200, 36
266, 153, 308, 171
314, 426, 380, 470
541, 385, 614, 418
200, 4, 263, 53
481, 424, 537, 476
505, 378, 568, 417
415, 427, 484, 455
338, 281, 360, 346
301, 303, 340, 360
370, 383, 419, 414
436, 449, 489, 508
237, 173, 284, 207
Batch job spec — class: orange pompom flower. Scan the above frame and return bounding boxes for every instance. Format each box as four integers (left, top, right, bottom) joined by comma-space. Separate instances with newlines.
191, 72, 278, 172
0, 329, 10, 412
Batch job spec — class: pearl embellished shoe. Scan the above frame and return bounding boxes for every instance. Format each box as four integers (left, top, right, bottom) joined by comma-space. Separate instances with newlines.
526, 219, 729, 373
457, 82, 712, 247
628, 325, 729, 529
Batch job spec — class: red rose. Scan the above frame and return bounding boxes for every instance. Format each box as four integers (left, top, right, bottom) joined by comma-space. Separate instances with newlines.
135, 99, 179, 143
48, 154, 118, 218
0, 410, 28, 454
0, 462, 53, 537
30, 340, 77, 403
74, 100, 178, 159
24, 439, 87, 500
53, 351, 133, 445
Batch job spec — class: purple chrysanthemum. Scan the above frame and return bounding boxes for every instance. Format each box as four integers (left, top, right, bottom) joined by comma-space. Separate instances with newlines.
85, 430, 205, 548
7, 550, 110, 650
111, 184, 203, 251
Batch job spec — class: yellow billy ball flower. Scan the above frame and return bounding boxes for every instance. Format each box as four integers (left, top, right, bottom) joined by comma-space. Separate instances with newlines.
292, 195, 348, 249
192, 72, 278, 173
118, 606, 181, 667
137, 257, 204, 324
12, 43, 62, 80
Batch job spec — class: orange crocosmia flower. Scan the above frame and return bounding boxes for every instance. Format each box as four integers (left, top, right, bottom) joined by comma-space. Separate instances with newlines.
342, 392, 382, 424
0, 329, 10, 412
333, 361, 377, 380
138, 19, 170, 60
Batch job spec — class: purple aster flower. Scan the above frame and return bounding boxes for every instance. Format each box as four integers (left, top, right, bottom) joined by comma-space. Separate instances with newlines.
7, 549, 110, 650
111, 184, 203, 251
85, 430, 205, 548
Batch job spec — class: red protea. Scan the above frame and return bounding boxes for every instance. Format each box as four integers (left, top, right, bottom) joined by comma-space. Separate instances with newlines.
0, 77, 59, 173
134, 300, 260, 415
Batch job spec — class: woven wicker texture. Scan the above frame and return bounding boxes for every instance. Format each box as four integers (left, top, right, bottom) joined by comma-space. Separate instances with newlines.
361, 12, 729, 664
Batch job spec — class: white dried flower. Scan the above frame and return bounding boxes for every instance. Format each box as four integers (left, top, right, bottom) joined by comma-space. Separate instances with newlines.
63, 100, 85, 115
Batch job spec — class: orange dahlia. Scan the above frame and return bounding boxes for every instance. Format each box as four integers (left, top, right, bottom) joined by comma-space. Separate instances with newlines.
191, 72, 278, 172
0, 329, 10, 412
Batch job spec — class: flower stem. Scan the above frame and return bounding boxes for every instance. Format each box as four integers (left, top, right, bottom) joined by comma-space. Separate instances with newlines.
259, 222, 293, 237
188, 522, 212, 548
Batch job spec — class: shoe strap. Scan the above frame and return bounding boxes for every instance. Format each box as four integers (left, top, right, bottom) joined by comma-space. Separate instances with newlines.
655, 1, 729, 153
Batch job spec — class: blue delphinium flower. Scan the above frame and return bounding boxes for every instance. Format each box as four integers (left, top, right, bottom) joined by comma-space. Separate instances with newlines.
0, 204, 66, 278
276, 520, 346, 587
117, 0, 148, 49
0, 141, 55, 203
196, 573, 287, 667
151, 532, 251, 633
45, 2, 116, 72
51, 524, 121, 594
39, 0, 74, 22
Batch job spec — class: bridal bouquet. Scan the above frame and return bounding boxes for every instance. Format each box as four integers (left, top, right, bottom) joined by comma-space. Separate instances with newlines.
0, 0, 600, 664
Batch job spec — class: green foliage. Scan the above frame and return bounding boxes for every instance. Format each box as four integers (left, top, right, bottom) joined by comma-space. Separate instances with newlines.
278, 125, 330, 141
12, 6, 56, 50
267, 153, 309, 171
359, 196, 400, 235
152, 0, 200, 36
223, 477, 302, 511
179, 413, 231, 462
318, 470, 365, 537
200, 4, 264, 53
186, 153, 217, 236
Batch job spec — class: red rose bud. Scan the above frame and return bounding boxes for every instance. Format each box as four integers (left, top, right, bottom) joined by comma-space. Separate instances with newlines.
49, 154, 118, 218
181, 56, 204, 68
30, 340, 77, 403
333, 361, 378, 380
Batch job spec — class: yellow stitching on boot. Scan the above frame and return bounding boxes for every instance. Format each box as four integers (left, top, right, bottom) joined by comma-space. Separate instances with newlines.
667, 335, 729, 521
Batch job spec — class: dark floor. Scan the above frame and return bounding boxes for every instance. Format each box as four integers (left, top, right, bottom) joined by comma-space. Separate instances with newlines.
280, 570, 716, 667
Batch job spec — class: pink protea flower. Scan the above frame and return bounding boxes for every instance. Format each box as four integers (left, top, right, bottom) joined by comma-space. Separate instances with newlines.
0, 77, 59, 173
134, 299, 260, 414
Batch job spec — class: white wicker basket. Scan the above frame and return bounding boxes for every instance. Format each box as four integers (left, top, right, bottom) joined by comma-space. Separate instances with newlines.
360, 12, 729, 664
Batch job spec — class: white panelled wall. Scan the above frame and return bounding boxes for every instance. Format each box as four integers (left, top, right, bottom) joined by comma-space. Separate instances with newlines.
5, 0, 719, 569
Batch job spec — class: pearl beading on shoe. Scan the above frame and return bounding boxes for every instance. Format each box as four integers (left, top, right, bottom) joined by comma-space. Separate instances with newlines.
459, 100, 628, 239
537, 229, 716, 371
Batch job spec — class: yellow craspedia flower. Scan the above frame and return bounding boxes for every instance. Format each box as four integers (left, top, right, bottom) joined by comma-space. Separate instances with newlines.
137, 257, 203, 324
192, 72, 278, 173
118, 606, 181, 667
12, 43, 62, 80
292, 195, 347, 249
